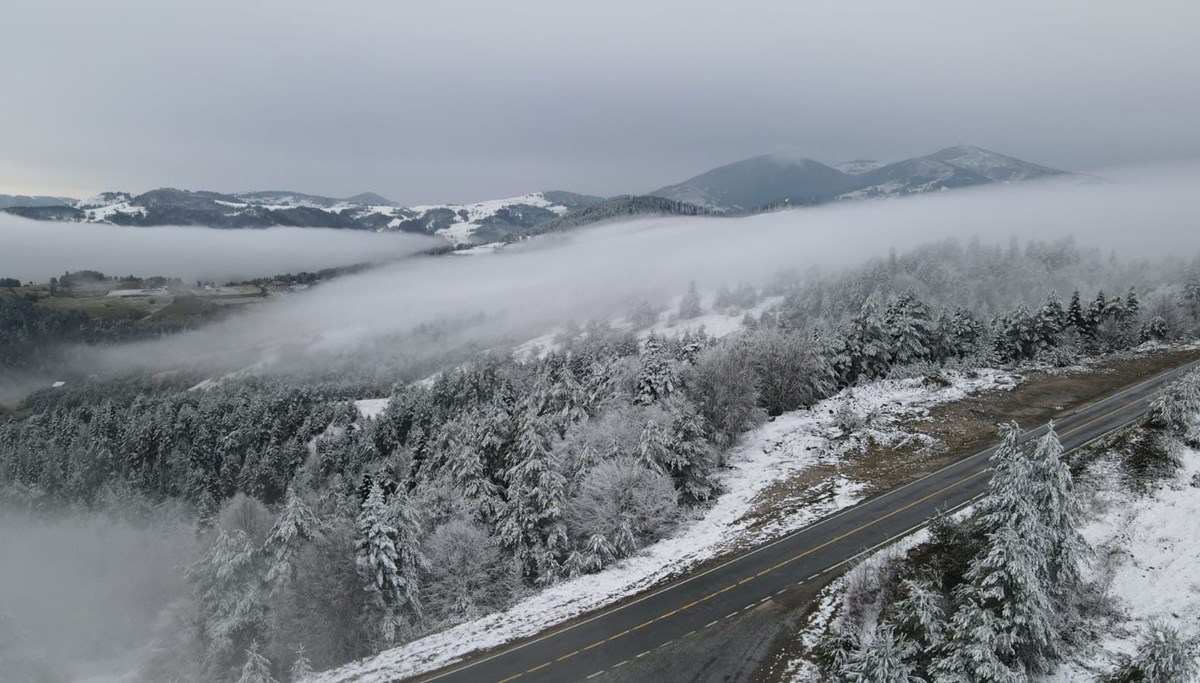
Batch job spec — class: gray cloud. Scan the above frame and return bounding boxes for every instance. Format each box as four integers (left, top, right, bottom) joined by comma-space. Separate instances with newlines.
2, 1, 1198, 202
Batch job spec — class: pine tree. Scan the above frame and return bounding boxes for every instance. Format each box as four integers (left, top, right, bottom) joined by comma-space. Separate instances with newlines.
843, 625, 921, 683
1034, 290, 1066, 350
1026, 423, 1088, 598
289, 645, 313, 681
636, 335, 677, 404
497, 408, 568, 584
894, 576, 947, 649
1067, 290, 1089, 336
189, 529, 272, 680
236, 642, 278, 683
265, 486, 321, 590
886, 290, 936, 366
1100, 620, 1198, 683
678, 280, 703, 319
842, 299, 892, 382
355, 482, 424, 646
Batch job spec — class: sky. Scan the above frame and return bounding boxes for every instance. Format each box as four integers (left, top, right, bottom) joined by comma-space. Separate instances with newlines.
3, 0, 1199, 204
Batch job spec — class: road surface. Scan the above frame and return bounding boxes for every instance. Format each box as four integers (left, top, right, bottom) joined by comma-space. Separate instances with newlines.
411, 359, 1198, 683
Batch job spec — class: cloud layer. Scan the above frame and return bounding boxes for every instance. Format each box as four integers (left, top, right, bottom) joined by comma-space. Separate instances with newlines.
0, 217, 439, 283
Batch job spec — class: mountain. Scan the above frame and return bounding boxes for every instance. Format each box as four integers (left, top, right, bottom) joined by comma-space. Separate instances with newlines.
0, 194, 74, 209
836, 157, 993, 199
923, 144, 1064, 182
0, 144, 1067, 242
651, 155, 854, 211
3, 187, 605, 245
521, 195, 719, 238
652, 146, 1068, 210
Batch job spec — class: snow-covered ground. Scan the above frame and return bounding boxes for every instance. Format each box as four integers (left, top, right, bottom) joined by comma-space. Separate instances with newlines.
310, 368, 1017, 682
353, 398, 391, 420
1042, 447, 1200, 681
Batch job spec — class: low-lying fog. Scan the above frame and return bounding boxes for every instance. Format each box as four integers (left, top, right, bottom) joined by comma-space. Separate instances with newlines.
0, 219, 440, 283
80, 161, 1200, 376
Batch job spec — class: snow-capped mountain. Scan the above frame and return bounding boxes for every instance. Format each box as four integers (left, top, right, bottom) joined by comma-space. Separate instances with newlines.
0, 145, 1069, 241
923, 144, 1064, 182
652, 146, 1068, 211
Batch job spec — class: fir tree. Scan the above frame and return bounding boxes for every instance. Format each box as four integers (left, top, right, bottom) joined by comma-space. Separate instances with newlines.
236, 642, 278, 683
886, 290, 936, 366
1100, 620, 1198, 683
1035, 290, 1066, 350
289, 645, 313, 681
636, 335, 677, 404
497, 408, 568, 583
1067, 290, 1089, 336
265, 486, 321, 590
355, 482, 424, 646
189, 529, 272, 681
678, 280, 703, 319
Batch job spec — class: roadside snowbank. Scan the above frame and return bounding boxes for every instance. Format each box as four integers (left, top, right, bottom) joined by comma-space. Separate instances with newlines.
310, 368, 1017, 682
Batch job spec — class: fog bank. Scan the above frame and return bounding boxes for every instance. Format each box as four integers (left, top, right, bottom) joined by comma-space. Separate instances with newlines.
0, 217, 440, 283
88, 162, 1200, 375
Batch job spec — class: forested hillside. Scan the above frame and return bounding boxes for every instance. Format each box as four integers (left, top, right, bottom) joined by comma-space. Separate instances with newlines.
2, 236, 1199, 681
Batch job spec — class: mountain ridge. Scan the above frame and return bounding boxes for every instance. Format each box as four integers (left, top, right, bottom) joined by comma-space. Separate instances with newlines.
1, 145, 1069, 243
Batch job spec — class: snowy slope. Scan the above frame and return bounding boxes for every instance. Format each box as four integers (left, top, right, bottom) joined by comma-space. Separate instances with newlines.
1042, 448, 1200, 681
308, 369, 1017, 683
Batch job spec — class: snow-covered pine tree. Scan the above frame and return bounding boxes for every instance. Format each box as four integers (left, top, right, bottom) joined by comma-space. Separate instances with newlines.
843, 625, 922, 683
664, 398, 718, 502
497, 408, 568, 584
189, 528, 272, 681
1100, 620, 1198, 683
236, 642, 278, 683
842, 299, 892, 382
1035, 290, 1066, 351
265, 486, 321, 590
636, 335, 677, 404
930, 584, 1021, 683
355, 482, 424, 646
289, 645, 313, 682
957, 422, 1061, 674
885, 289, 937, 367
1026, 423, 1088, 600
893, 576, 947, 650
678, 280, 703, 319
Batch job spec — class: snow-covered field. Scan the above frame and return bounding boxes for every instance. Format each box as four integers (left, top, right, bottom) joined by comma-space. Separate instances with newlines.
311, 368, 1017, 682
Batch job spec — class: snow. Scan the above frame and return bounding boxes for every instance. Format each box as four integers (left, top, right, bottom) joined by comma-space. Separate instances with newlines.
412, 192, 566, 245
354, 398, 391, 420
643, 295, 783, 340
308, 368, 1017, 683
85, 200, 148, 222
450, 242, 505, 256
1041, 446, 1200, 681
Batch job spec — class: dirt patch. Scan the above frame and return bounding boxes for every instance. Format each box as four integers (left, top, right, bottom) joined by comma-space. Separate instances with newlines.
739, 347, 1200, 538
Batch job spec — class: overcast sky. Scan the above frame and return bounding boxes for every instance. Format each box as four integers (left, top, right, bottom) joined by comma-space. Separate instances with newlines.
3, 0, 1198, 204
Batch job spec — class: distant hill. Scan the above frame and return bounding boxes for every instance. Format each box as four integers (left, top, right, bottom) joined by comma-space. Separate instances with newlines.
652, 155, 854, 211
519, 196, 719, 238
0, 194, 74, 209
651, 145, 1069, 211
2, 187, 605, 245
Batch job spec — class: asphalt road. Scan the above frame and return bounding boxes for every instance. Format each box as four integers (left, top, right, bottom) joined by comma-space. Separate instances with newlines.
412, 359, 1199, 683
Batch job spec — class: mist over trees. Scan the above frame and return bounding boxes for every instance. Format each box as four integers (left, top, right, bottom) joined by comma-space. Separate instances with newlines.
2, 235, 1200, 681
